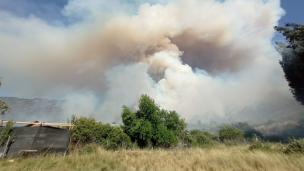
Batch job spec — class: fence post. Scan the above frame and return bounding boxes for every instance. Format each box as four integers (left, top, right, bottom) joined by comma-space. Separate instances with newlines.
2, 136, 10, 157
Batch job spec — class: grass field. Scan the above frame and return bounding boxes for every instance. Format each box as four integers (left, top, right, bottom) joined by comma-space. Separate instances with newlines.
0, 144, 304, 171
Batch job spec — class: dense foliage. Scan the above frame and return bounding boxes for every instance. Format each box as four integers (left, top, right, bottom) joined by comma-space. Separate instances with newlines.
121, 94, 187, 148
284, 138, 304, 154
188, 129, 217, 147
218, 125, 244, 140
275, 23, 304, 106
0, 78, 11, 116
0, 120, 15, 146
71, 116, 130, 150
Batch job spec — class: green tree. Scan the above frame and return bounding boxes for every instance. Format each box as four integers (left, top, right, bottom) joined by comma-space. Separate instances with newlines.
218, 125, 244, 140
72, 117, 97, 143
0, 78, 11, 116
121, 94, 187, 148
275, 23, 304, 105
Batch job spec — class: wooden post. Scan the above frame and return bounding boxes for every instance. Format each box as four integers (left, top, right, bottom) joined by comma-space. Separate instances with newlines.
2, 136, 10, 157
43, 143, 54, 157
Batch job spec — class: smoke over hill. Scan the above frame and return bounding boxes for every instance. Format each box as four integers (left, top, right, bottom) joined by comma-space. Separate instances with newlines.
1, 0, 303, 123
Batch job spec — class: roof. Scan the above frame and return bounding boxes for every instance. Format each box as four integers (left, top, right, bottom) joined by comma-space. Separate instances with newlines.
0, 120, 75, 128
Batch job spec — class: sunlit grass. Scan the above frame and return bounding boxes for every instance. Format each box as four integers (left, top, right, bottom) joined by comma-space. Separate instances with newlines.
1, 144, 304, 171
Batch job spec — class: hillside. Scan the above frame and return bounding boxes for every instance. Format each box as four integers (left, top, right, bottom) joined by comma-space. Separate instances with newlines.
0, 97, 63, 122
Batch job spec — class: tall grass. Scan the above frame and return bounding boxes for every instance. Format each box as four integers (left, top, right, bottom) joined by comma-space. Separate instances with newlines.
1, 144, 304, 171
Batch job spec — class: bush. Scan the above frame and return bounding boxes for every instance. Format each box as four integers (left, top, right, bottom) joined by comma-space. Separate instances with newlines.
0, 120, 15, 146
249, 141, 272, 151
104, 126, 131, 150
218, 125, 244, 141
188, 129, 217, 147
71, 116, 131, 150
284, 138, 304, 154
72, 117, 97, 143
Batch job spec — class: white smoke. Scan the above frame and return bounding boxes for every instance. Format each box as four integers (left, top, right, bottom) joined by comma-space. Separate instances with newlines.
1, 0, 300, 123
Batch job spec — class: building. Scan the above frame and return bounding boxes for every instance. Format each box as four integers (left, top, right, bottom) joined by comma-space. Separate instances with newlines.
0, 120, 74, 157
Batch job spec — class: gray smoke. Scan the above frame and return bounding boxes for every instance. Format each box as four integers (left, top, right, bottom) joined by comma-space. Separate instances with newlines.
1, 0, 302, 123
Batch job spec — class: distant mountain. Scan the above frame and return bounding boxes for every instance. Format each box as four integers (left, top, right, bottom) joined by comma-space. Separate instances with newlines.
0, 97, 64, 122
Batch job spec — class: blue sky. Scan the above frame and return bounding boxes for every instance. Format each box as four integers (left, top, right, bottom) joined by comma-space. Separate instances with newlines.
279, 0, 304, 25
0, 0, 303, 42
0, 0, 303, 25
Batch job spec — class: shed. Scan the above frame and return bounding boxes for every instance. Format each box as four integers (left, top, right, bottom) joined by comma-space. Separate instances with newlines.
0, 121, 73, 157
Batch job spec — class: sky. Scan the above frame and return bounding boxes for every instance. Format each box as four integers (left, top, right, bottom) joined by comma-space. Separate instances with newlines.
0, 0, 303, 27
0, 0, 304, 123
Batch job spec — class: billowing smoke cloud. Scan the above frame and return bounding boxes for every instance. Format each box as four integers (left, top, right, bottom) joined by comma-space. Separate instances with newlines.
1, 0, 301, 123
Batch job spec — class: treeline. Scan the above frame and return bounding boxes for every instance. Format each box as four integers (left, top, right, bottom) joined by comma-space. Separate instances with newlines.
69, 95, 221, 149
69, 94, 304, 154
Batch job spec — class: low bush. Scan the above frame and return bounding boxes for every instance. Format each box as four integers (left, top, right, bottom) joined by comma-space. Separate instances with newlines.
249, 141, 272, 151
284, 138, 304, 154
0, 120, 15, 146
70, 116, 131, 150
103, 126, 131, 150
188, 129, 217, 147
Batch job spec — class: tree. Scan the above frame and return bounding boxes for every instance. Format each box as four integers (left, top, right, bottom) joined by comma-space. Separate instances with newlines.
121, 94, 187, 148
72, 116, 97, 143
0, 78, 11, 116
218, 125, 244, 140
275, 23, 304, 105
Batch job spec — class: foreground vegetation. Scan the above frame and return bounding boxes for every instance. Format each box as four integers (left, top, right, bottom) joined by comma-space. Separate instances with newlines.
1, 94, 304, 171
1, 144, 304, 171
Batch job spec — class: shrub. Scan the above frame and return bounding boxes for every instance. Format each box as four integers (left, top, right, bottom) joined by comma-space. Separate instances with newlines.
72, 117, 97, 143
188, 129, 217, 147
218, 125, 244, 141
0, 120, 15, 146
71, 116, 131, 150
284, 138, 304, 154
104, 126, 131, 150
249, 141, 272, 151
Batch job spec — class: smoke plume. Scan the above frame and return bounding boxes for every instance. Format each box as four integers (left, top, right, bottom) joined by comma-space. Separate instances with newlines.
1, 0, 302, 123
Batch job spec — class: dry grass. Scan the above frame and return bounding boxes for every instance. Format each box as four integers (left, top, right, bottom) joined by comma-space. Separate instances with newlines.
1, 144, 304, 171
